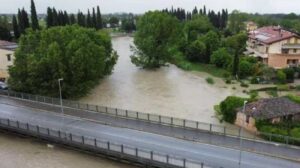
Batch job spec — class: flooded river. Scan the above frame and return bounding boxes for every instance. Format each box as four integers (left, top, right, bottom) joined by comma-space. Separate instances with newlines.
0, 132, 135, 168
81, 36, 246, 124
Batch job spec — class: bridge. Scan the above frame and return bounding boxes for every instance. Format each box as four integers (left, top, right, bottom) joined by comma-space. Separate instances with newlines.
0, 90, 299, 168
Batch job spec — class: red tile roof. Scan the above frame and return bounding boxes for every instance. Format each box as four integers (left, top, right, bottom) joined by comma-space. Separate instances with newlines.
249, 26, 298, 45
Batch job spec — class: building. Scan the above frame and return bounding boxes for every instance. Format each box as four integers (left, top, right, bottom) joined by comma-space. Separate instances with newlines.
245, 21, 258, 32
235, 97, 300, 132
0, 40, 17, 82
246, 26, 300, 69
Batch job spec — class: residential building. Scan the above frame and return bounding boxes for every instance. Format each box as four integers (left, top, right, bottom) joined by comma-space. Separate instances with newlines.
235, 97, 300, 132
245, 21, 257, 32
246, 26, 300, 69
0, 40, 17, 82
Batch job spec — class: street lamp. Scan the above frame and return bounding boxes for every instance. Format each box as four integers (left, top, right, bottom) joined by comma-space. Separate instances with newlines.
238, 100, 248, 168
58, 78, 64, 119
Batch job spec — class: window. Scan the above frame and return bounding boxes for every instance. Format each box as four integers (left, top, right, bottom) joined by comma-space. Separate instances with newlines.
294, 49, 297, 53
266, 47, 269, 53
6, 54, 11, 62
282, 49, 289, 54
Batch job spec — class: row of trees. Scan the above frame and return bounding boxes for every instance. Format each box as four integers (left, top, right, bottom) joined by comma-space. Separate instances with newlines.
12, 0, 39, 39
131, 10, 248, 78
46, 6, 103, 30
162, 6, 228, 30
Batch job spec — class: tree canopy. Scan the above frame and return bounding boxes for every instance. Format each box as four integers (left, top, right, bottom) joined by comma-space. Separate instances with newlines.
8, 25, 118, 98
131, 11, 181, 68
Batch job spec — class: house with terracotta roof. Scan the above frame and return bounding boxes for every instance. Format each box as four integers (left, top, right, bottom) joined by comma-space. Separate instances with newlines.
0, 40, 18, 82
246, 26, 300, 69
235, 97, 300, 132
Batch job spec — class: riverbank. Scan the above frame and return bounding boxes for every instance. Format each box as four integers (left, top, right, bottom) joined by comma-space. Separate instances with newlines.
0, 132, 135, 168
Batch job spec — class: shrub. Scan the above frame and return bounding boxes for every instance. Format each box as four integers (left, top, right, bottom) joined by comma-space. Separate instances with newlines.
295, 85, 300, 91
239, 60, 254, 78
277, 70, 287, 84
291, 128, 300, 138
211, 48, 232, 68
266, 90, 278, 97
219, 96, 247, 123
250, 76, 259, 84
283, 67, 295, 82
249, 90, 258, 101
206, 77, 215, 85
240, 81, 249, 88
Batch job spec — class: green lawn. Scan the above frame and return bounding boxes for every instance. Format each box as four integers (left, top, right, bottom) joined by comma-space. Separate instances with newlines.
171, 53, 229, 78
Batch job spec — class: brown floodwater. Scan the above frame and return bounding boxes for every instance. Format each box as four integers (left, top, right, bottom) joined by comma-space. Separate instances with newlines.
0, 132, 135, 168
81, 36, 246, 125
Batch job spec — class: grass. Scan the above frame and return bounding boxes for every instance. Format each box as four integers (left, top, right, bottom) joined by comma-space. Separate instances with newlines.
206, 77, 215, 85
171, 53, 229, 78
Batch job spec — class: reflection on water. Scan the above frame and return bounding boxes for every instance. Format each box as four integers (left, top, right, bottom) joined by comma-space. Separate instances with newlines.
0, 133, 135, 168
81, 36, 246, 125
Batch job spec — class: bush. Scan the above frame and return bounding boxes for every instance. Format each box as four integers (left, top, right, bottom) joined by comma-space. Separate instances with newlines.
266, 90, 278, 97
283, 67, 295, 82
250, 76, 259, 84
211, 48, 232, 68
249, 90, 258, 101
277, 70, 287, 84
239, 60, 254, 78
295, 85, 300, 91
240, 81, 249, 88
219, 96, 247, 123
8, 25, 118, 98
206, 77, 215, 85
291, 128, 300, 138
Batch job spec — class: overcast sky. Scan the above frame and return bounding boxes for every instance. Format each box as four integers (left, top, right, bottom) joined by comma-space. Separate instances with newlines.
0, 0, 299, 14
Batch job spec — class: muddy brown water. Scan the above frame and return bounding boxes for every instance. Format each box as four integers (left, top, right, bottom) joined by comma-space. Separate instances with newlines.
0, 132, 135, 168
81, 36, 247, 125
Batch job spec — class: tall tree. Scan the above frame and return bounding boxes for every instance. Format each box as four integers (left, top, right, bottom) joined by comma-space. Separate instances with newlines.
52, 8, 58, 26
69, 14, 76, 25
92, 8, 97, 29
22, 8, 30, 29
30, 0, 39, 30
46, 7, 53, 28
12, 15, 20, 39
96, 6, 103, 29
86, 9, 92, 28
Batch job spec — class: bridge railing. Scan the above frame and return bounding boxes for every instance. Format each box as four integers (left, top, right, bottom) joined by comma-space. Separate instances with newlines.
1, 90, 300, 147
0, 117, 217, 168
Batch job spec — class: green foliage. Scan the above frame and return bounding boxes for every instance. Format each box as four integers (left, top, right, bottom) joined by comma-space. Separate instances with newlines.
283, 68, 295, 82
226, 33, 248, 76
184, 15, 213, 42
30, 0, 39, 30
295, 85, 300, 91
240, 81, 249, 88
8, 25, 118, 98
239, 59, 254, 78
219, 96, 247, 123
186, 38, 206, 62
266, 90, 278, 97
277, 70, 287, 84
228, 10, 248, 33
211, 48, 232, 68
131, 11, 181, 68
277, 84, 290, 91
206, 77, 215, 85
286, 94, 300, 104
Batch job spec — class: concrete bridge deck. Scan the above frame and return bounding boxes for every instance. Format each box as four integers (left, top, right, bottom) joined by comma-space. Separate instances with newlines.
0, 96, 299, 168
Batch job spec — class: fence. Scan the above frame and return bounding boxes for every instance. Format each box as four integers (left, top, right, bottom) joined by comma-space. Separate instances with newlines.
0, 117, 218, 168
0, 90, 300, 147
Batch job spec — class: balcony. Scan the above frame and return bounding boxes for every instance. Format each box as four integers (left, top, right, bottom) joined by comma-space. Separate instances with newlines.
246, 47, 268, 58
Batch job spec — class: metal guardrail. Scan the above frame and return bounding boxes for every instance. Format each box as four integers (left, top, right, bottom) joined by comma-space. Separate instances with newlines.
0, 117, 217, 168
0, 90, 300, 147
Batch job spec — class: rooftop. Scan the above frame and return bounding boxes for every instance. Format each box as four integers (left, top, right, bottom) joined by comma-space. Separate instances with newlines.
242, 97, 300, 120
249, 26, 298, 45
0, 40, 18, 51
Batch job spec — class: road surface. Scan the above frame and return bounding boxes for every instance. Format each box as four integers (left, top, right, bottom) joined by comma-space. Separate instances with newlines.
0, 103, 299, 168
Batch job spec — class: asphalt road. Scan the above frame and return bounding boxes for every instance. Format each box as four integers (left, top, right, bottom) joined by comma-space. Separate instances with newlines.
0, 103, 299, 168
0, 96, 299, 161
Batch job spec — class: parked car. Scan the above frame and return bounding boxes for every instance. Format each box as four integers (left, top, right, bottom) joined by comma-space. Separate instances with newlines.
0, 82, 8, 90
